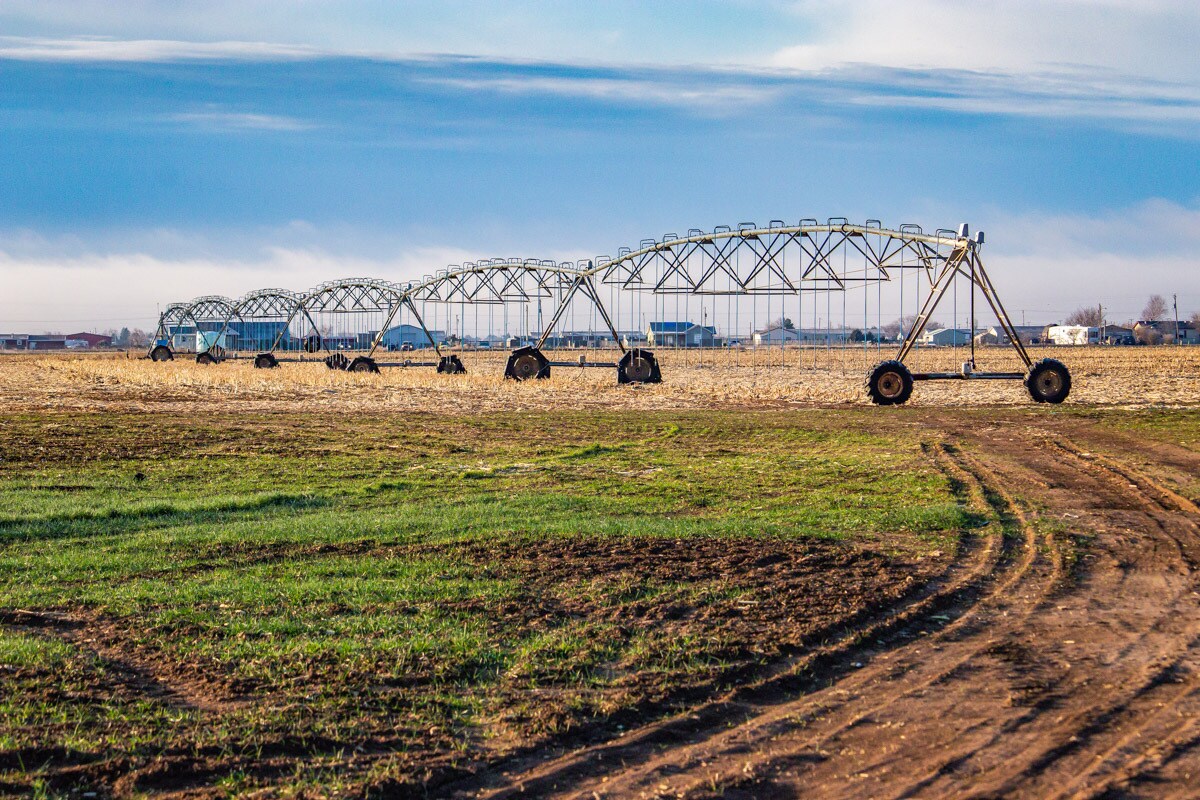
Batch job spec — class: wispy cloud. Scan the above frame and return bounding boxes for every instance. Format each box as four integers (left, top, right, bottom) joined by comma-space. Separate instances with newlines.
167, 110, 317, 132
0, 35, 321, 62
820, 65, 1200, 130
3, 32, 1198, 132
419, 74, 779, 112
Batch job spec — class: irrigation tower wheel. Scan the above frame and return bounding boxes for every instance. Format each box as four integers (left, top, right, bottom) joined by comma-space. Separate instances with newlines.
149, 345, 173, 362
324, 353, 350, 371
866, 360, 914, 406
505, 346, 550, 381
347, 356, 380, 374
196, 352, 220, 365
437, 355, 466, 374
253, 353, 279, 369
1025, 358, 1071, 403
617, 348, 662, 384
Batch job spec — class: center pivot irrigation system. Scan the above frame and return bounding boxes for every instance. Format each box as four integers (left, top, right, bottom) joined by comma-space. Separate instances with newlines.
149, 219, 1072, 404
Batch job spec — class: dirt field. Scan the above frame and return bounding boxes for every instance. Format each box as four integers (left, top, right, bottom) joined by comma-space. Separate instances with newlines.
1, 344, 1198, 414
2, 352, 1200, 798
460, 412, 1200, 799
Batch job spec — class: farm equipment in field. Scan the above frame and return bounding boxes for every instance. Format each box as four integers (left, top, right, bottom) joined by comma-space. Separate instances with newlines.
863, 224, 1070, 405
147, 218, 1069, 403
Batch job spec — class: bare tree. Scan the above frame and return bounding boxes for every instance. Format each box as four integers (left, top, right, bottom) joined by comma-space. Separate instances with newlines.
768, 316, 795, 330
1064, 306, 1103, 326
1142, 294, 1169, 321
882, 315, 942, 340
1192, 311, 1200, 329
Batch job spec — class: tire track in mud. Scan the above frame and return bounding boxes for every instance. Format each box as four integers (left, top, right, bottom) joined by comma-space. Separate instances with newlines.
763, 428, 1200, 800
994, 435, 1200, 799
462, 424, 1200, 800
455, 441, 1052, 799
749, 429, 1200, 800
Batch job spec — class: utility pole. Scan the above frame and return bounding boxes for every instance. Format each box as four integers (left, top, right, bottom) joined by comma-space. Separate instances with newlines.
1174, 294, 1180, 345
1099, 303, 1105, 344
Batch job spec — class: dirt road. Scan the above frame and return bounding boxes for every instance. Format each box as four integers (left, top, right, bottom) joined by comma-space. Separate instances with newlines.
448, 413, 1200, 799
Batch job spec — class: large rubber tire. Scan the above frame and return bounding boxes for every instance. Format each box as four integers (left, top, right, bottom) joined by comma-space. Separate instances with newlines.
196, 352, 219, 365
324, 353, 350, 371
254, 353, 279, 369
1025, 358, 1071, 404
303, 334, 322, 354
617, 348, 662, 384
865, 360, 914, 406
505, 346, 550, 381
437, 355, 466, 374
149, 345, 173, 362
348, 356, 380, 374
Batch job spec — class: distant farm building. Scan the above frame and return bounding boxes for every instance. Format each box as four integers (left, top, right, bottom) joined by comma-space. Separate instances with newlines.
973, 325, 1044, 346
377, 324, 448, 349
752, 325, 855, 345
0, 334, 72, 350
919, 328, 972, 346
647, 322, 717, 348
1048, 325, 1100, 346
1134, 320, 1198, 345
1100, 325, 1135, 345
65, 332, 113, 348
27, 335, 68, 351
534, 330, 643, 348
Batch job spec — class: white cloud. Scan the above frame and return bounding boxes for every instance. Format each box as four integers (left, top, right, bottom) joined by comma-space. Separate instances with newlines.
0, 237, 592, 331
772, 0, 1200, 83
979, 200, 1200, 322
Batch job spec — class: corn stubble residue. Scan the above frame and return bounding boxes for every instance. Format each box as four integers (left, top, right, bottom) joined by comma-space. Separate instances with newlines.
1, 346, 1198, 413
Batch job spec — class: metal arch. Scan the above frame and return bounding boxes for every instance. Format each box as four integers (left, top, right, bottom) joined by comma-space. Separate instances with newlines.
592, 222, 965, 294
365, 260, 591, 357
180, 296, 241, 356
208, 288, 320, 356
149, 302, 192, 355
233, 287, 308, 319
405, 259, 584, 305
148, 296, 240, 356
301, 278, 405, 313
182, 295, 239, 321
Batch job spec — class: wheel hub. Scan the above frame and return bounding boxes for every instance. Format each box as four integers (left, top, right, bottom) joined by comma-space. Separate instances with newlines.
878, 371, 904, 399
1037, 371, 1063, 395
513, 354, 540, 379
626, 356, 653, 382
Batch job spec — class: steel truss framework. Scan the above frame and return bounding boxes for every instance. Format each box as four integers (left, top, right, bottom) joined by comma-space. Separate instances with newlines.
150, 220, 1071, 403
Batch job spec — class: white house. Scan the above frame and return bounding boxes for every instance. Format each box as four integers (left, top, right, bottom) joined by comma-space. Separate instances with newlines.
975, 324, 1045, 345
1047, 325, 1100, 346
752, 325, 854, 345
920, 328, 972, 346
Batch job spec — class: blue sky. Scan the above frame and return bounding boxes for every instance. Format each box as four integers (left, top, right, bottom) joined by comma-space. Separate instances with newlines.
1, 1, 1198, 330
